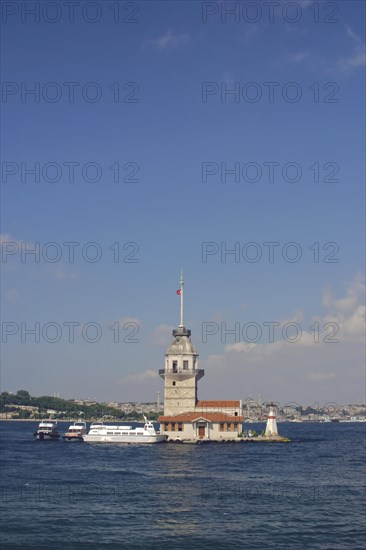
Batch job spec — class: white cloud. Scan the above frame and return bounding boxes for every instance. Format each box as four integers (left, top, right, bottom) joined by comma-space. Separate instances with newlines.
200, 275, 365, 403
50, 265, 78, 280
0, 233, 16, 244
0, 233, 27, 248
321, 274, 365, 341
277, 310, 304, 325
346, 26, 363, 45
289, 51, 309, 63
142, 31, 190, 51
273, 51, 310, 67
337, 27, 366, 72
338, 50, 366, 70
118, 317, 140, 327
225, 342, 257, 353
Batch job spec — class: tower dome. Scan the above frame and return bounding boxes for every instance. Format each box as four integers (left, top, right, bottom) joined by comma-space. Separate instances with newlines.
166, 326, 198, 356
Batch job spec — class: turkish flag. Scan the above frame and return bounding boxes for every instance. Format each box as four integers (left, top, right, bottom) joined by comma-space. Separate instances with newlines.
176, 290, 181, 295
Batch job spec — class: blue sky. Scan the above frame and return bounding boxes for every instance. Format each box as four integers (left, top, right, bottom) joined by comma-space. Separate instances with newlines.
1, 0, 365, 405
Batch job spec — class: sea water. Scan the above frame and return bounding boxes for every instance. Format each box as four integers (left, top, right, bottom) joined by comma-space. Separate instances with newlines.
0, 421, 365, 549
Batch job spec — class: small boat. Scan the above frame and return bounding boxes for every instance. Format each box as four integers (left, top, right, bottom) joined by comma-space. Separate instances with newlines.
63, 421, 87, 441
350, 416, 366, 422
82, 416, 167, 444
34, 420, 60, 440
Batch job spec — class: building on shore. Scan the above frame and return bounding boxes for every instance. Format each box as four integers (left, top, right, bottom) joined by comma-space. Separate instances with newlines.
158, 273, 243, 441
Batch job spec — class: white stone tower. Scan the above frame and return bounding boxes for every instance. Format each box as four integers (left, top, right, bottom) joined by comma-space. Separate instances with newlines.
265, 403, 279, 436
159, 271, 204, 416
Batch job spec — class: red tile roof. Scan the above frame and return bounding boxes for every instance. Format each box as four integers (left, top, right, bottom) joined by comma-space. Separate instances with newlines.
158, 411, 244, 423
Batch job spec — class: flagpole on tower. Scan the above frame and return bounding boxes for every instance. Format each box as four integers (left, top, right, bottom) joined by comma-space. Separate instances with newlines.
179, 268, 184, 327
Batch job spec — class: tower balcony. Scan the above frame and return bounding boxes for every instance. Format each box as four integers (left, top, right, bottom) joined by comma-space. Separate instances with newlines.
159, 368, 205, 381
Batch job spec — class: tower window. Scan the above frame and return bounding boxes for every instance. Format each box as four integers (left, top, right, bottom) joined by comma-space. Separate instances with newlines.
183, 360, 189, 370
172, 360, 178, 372
172, 381, 176, 386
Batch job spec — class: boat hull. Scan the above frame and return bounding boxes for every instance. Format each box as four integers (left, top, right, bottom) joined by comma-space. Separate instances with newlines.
34, 433, 60, 440
83, 434, 167, 444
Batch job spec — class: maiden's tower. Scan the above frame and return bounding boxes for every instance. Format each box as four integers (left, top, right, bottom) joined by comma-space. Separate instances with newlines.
158, 273, 243, 442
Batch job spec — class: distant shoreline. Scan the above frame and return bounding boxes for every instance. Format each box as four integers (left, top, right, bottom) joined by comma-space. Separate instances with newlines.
0, 418, 145, 423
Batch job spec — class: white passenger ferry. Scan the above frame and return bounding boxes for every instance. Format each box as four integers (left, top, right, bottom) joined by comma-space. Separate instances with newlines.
63, 421, 87, 441
82, 417, 167, 444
